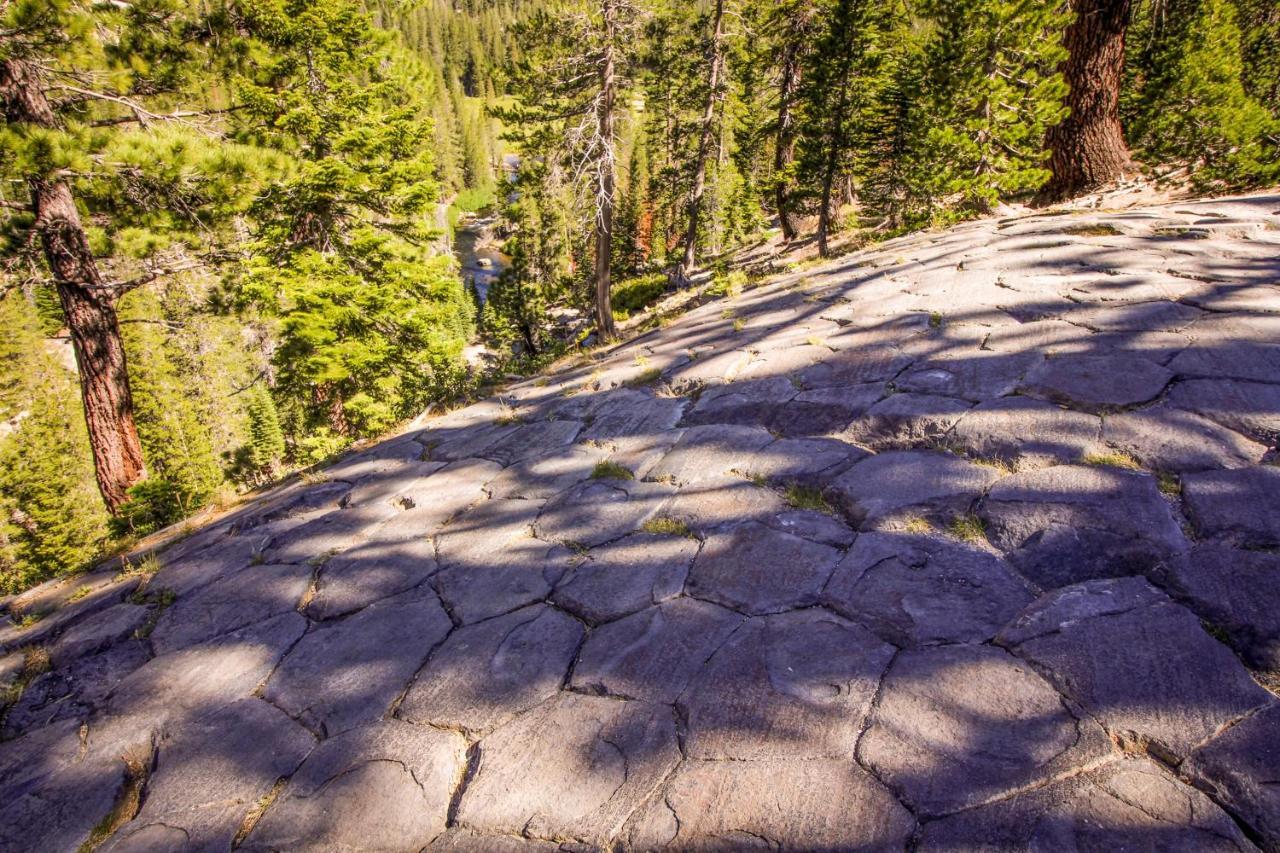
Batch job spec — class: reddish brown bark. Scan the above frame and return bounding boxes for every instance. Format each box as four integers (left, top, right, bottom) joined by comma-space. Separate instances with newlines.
1, 59, 146, 514
1040, 0, 1135, 202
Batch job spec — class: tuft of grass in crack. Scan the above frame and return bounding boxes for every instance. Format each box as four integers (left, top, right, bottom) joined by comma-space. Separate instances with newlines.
947, 514, 987, 543
132, 588, 177, 639
641, 517, 695, 539
590, 460, 634, 481
732, 317, 746, 333
928, 311, 943, 328
903, 517, 933, 535
78, 746, 149, 853
784, 484, 835, 515
1060, 223, 1123, 237
234, 778, 288, 847
14, 612, 44, 630
494, 404, 524, 426
626, 367, 662, 387
1081, 449, 1142, 471
1157, 472, 1182, 497
971, 454, 1019, 475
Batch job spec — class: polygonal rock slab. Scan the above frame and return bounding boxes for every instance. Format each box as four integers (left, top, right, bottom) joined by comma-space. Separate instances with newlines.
4, 641, 151, 738
304, 535, 436, 620
147, 535, 266, 599
644, 424, 775, 486
841, 393, 973, 450
434, 543, 575, 626
918, 757, 1255, 851
896, 351, 1042, 402
681, 609, 893, 759
980, 464, 1186, 590
426, 829, 562, 851
797, 345, 911, 389
244, 720, 466, 852
761, 509, 857, 548
485, 446, 599, 500
823, 532, 1033, 646
552, 533, 698, 624
858, 644, 1109, 817
455, 693, 680, 846
828, 450, 1000, 528
1020, 353, 1173, 412
532, 479, 676, 548
1183, 465, 1280, 548
103, 699, 315, 852
480, 419, 583, 466
262, 586, 451, 736
260, 506, 393, 566
436, 498, 545, 568
682, 376, 798, 429
746, 436, 867, 485
1154, 544, 1280, 670
1167, 339, 1280, 384
657, 475, 787, 535
571, 598, 742, 703
150, 562, 313, 654
1183, 703, 1280, 849
767, 383, 885, 437
388, 458, 504, 536
49, 602, 150, 667
622, 758, 915, 851
686, 521, 842, 615
951, 397, 1101, 467
1000, 578, 1272, 760
576, 389, 686, 443
1101, 405, 1266, 473
1167, 378, 1280, 444
398, 604, 584, 734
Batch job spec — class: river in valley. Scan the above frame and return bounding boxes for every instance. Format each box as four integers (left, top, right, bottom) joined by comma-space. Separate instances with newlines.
453, 215, 510, 305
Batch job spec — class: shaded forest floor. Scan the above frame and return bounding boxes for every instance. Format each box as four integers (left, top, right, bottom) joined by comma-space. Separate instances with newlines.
2, 192, 1279, 850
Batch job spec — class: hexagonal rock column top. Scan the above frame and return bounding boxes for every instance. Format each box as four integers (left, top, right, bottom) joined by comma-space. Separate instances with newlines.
643, 424, 775, 486
827, 450, 1001, 529
622, 758, 915, 851
823, 532, 1034, 647
397, 604, 584, 735
918, 757, 1255, 851
1183, 703, 1280, 850
1019, 352, 1174, 413
1101, 404, 1267, 473
950, 397, 1101, 468
303, 535, 438, 621
242, 720, 467, 852
998, 578, 1273, 760
681, 609, 894, 760
532, 478, 677, 549
686, 521, 842, 616
1183, 465, 1280, 549
454, 692, 680, 846
262, 586, 452, 737
101, 698, 316, 853
551, 532, 699, 625
571, 598, 743, 703
979, 464, 1186, 591
858, 644, 1111, 817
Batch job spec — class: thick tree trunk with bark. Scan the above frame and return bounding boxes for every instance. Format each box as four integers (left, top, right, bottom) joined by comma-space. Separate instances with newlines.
1, 59, 146, 514
774, 40, 802, 242
675, 0, 725, 287
594, 0, 619, 341
1040, 0, 1134, 202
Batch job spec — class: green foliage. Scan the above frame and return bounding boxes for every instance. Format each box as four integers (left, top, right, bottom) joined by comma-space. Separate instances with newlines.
1126, 0, 1280, 190
611, 273, 669, 317
230, 385, 286, 487
108, 479, 187, 538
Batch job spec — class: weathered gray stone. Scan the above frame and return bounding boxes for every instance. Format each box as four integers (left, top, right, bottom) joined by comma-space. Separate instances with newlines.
571, 598, 742, 702
747, 436, 868, 484
1183, 703, 1280, 850
4, 641, 150, 738
552, 533, 698, 624
1184, 465, 1280, 548
681, 609, 893, 759
245, 720, 466, 853
1102, 405, 1267, 472
426, 830, 561, 851
768, 383, 885, 436
1001, 578, 1272, 759
1154, 544, 1280, 670
828, 450, 1000, 528
262, 587, 451, 736
824, 532, 1033, 646
858, 644, 1110, 817
981, 465, 1186, 590
687, 521, 842, 615
1021, 353, 1173, 411
797, 345, 911, 388
49, 602, 150, 667
897, 351, 1042, 402
1168, 339, 1280, 384
533, 478, 676, 547
658, 475, 788, 535
1070, 299, 1205, 332
150, 562, 312, 654
841, 393, 973, 449
340, 460, 447, 512
481, 419, 583, 466
761, 509, 857, 548
147, 535, 266, 598
305, 536, 437, 620
623, 758, 915, 851
576, 388, 686, 443
919, 757, 1255, 851
455, 693, 680, 845
436, 497, 545, 568
387, 458, 504, 535
103, 698, 315, 853
0, 570, 140, 652
951, 397, 1101, 466
485, 446, 598, 499
1167, 377, 1280, 443
398, 604, 583, 734
434, 543, 574, 626
261, 506, 389, 565
645, 424, 775, 486
683, 376, 798, 428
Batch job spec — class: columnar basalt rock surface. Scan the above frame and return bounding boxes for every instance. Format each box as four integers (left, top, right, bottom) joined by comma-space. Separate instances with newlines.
2, 194, 1279, 851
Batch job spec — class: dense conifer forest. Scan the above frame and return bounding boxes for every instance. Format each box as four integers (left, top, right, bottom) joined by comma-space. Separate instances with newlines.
1, 0, 1277, 593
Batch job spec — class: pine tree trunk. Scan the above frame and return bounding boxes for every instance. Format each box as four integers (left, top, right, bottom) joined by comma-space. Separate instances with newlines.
1, 59, 146, 514
774, 40, 802, 242
675, 0, 725, 287
594, 0, 619, 341
1040, 0, 1134, 202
